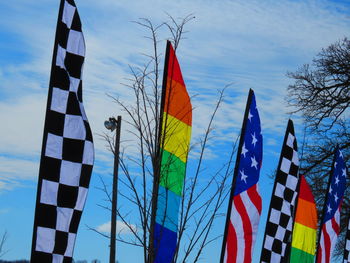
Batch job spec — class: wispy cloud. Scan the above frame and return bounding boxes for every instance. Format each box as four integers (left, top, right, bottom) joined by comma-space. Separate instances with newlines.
0, 156, 38, 191
96, 220, 137, 235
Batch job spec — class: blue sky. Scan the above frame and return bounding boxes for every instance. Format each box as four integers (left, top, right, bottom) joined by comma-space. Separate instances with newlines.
0, 0, 350, 262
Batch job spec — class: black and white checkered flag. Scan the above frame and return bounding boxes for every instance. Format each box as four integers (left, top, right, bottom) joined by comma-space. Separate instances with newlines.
31, 0, 94, 262
260, 119, 299, 263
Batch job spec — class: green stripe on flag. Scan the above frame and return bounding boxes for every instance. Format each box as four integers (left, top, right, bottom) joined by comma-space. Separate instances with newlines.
290, 247, 314, 263
160, 149, 186, 196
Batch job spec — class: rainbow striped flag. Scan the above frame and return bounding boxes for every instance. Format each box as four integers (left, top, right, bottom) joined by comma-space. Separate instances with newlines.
154, 41, 192, 263
290, 175, 318, 263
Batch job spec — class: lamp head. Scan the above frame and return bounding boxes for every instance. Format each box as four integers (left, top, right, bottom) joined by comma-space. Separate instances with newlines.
104, 117, 117, 131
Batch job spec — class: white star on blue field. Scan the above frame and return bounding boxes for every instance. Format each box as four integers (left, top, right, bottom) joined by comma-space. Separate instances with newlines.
0, 0, 350, 262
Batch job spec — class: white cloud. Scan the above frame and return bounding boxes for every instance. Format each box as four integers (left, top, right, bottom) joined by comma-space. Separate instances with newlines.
0, 156, 38, 191
0, 95, 46, 156
96, 220, 137, 235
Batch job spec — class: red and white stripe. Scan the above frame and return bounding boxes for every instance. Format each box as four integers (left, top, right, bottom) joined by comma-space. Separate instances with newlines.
317, 207, 341, 263
224, 184, 262, 263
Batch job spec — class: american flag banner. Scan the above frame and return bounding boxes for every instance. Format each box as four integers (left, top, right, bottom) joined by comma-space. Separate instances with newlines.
31, 0, 94, 262
316, 148, 347, 263
260, 119, 299, 263
220, 89, 263, 263
344, 214, 350, 263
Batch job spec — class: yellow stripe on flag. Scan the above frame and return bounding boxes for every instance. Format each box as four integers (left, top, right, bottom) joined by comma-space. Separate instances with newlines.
162, 113, 191, 162
291, 222, 317, 255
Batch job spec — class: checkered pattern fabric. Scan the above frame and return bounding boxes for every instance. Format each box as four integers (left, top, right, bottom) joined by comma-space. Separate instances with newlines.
260, 119, 299, 263
31, 1, 94, 263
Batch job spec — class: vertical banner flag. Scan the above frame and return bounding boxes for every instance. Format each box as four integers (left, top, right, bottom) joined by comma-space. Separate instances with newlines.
153, 41, 192, 263
290, 175, 318, 263
344, 214, 350, 263
31, 0, 94, 262
260, 119, 299, 263
316, 148, 347, 263
220, 89, 263, 263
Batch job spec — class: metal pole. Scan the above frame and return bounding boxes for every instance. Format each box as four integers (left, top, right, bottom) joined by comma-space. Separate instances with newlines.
110, 116, 121, 263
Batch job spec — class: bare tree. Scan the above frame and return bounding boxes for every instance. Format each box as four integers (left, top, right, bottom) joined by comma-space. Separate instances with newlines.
90, 15, 238, 263
287, 37, 350, 131
287, 37, 350, 257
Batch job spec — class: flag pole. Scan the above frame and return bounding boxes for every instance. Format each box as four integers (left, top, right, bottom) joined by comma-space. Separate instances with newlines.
148, 40, 171, 262
219, 89, 254, 263
104, 116, 122, 263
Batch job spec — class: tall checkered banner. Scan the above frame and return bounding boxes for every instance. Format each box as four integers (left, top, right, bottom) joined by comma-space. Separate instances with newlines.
220, 89, 263, 263
31, 0, 94, 262
260, 119, 299, 263
316, 148, 347, 263
344, 215, 350, 263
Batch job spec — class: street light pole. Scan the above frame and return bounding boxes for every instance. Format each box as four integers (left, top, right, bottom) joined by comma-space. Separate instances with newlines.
104, 116, 122, 263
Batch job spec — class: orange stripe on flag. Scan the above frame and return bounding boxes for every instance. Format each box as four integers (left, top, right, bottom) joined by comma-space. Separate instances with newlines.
295, 198, 318, 229
164, 79, 192, 126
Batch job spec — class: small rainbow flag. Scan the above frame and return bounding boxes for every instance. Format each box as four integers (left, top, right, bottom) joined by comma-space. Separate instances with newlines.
154, 41, 192, 263
290, 175, 318, 263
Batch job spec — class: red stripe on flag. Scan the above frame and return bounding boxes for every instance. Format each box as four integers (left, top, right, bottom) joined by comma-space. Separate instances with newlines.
317, 208, 341, 263
233, 194, 253, 263
224, 186, 261, 263
247, 184, 262, 215
226, 220, 237, 262
298, 175, 315, 203
331, 216, 340, 235
323, 225, 331, 263
167, 44, 185, 86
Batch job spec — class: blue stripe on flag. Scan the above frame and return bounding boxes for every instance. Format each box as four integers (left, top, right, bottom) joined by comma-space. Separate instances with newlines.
155, 185, 180, 232
154, 222, 177, 263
